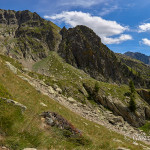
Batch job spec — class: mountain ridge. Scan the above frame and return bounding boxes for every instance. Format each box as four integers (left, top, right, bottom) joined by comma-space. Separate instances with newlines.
0, 9, 149, 88
124, 51, 150, 65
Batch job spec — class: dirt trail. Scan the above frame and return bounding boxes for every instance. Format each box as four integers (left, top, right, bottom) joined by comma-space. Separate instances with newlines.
18, 74, 150, 146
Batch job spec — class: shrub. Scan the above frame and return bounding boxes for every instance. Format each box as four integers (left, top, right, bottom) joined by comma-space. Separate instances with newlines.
94, 82, 100, 93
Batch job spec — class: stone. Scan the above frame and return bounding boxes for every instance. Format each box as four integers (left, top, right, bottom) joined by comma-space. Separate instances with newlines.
68, 97, 76, 103
48, 86, 55, 94
107, 115, 124, 125
40, 102, 47, 107
46, 117, 54, 126
55, 87, 62, 94
113, 138, 123, 143
0, 97, 27, 111
5, 61, 17, 74
117, 147, 130, 150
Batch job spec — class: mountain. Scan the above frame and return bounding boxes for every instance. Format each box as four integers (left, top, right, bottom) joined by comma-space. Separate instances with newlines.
116, 53, 150, 81
0, 9, 150, 149
59, 26, 150, 88
0, 9, 149, 88
0, 9, 61, 68
124, 51, 150, 65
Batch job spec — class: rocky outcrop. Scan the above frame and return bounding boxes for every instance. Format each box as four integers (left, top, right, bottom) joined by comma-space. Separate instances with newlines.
97, 95, 145, 127
58, 25, 147, 87
83, 83, 148, 127
0, 9, 43, 25
137, 89, 150, 104
0, 9, 61, 67
41, 111, 81, 135
0, 97, 27, 111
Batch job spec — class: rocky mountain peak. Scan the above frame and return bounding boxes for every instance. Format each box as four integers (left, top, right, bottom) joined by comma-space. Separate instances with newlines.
0, 9, 43, 25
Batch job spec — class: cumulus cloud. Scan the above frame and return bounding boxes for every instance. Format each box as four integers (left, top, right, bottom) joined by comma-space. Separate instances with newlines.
141, 38, 150, 46
138, 23, 150, 32
103, 34, 132, 44
45, 11, 132, 44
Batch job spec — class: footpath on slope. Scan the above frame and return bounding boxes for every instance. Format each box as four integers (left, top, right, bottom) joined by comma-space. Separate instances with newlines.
18, 73, 150, 145
4, 60, 150, 147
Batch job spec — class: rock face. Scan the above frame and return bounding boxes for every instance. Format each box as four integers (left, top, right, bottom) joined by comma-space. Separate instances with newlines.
0, 9, 61, 68
58, 25, 148, 87
116, 53, 150, 87
0, 9, 42, 25
125, 51, 150, 65
83, 83, 150, 127
137, 89, 150, 104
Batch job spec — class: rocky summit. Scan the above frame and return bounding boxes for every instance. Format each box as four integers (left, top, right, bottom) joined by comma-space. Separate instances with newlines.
0, 9, 150, 150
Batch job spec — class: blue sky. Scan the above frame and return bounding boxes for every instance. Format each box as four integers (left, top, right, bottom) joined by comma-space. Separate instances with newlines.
1, 0, 150, 55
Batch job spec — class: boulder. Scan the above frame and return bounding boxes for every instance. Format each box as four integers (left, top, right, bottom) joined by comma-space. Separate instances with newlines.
48, 86, 55, 94
68, 97, 76, 103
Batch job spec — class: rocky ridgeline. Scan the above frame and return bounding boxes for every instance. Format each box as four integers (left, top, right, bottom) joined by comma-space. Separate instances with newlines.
124, 52, 150, 65
0, 9, 61, 68
59, 25, 150, 88
0, 9, 42, 25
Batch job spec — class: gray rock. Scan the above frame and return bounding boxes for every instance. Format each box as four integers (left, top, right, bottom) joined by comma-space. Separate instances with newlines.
68, 97, 76, 103
48, 86, 55, 94
46, 117, 54, 126
0, 97, 27, 111
6, 61, 17, 74
117, 147, 130, 150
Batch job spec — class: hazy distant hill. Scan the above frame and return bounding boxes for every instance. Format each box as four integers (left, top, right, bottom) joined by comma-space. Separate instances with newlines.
124, 51, 150, 65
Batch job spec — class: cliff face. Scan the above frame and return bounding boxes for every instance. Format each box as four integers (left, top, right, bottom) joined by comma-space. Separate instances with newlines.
0, 9, 61, 68
58, 25, 149, 87
0, 9, 43, 25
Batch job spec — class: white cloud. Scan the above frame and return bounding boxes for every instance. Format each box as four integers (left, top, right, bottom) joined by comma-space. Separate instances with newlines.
138, 23, 150, 32
99, 5, 118, 16
141, 38, 150, 46
103, 34, 132, 44
45, 11, 132, 44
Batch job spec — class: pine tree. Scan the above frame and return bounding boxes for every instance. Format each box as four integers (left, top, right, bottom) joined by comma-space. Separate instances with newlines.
129, 80, 135, 94
129, 80, 136, 112
129, 95, 136, 112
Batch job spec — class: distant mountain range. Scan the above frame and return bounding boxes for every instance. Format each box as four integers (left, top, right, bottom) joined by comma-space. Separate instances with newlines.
124, 52, 150, 65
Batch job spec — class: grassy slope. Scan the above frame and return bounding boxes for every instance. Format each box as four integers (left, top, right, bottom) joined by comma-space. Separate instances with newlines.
32, 51, 142, 104
116, 53, 150, 80
0, 54, 148, 149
